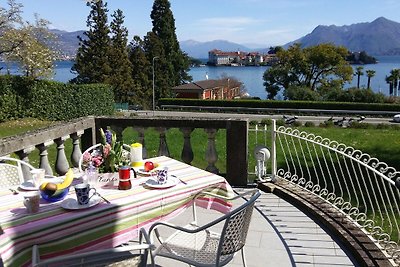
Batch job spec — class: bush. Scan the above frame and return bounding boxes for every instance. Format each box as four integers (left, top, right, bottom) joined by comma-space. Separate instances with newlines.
0, 75, 115, 121
304, 121, 315, 127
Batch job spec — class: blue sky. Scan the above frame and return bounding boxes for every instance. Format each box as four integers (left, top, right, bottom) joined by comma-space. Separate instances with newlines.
3, 0, 400, 47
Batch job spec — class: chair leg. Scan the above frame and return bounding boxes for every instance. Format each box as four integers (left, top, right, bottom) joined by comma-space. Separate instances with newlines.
241, 247, 247, 267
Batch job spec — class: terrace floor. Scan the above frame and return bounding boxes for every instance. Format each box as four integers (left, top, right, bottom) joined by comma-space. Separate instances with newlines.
145, 188, 358, 267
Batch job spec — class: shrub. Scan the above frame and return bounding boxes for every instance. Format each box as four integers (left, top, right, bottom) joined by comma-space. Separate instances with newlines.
304, 121, 315, 127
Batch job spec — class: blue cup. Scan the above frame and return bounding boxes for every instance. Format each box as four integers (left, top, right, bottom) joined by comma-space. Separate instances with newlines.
74, 183, 96, 205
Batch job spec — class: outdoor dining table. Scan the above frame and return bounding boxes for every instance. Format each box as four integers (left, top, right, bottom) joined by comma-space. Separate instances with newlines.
0, 156, 235, 267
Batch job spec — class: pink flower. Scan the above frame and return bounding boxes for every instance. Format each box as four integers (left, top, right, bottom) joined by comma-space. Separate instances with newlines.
83, 152, 92, 162
103, 144, 111, 157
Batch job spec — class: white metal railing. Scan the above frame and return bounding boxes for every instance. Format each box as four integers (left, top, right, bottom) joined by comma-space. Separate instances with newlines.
250, 120, 400, 265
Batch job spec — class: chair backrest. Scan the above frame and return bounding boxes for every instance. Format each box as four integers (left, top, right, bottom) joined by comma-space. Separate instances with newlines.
218, 190, 260, 257
0, 156, 36, 188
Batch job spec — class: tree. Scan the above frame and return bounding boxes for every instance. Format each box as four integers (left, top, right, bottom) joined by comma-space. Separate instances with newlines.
71, 0, 111, 84
366, 69, 375, 89
0, 0, 58, 78
108, 9, 134, 103
386, 69, 400, 96
263, 43, 353, 99
355, 66, 364, 88
150, 0, 191, 93
129, 36, 151, 108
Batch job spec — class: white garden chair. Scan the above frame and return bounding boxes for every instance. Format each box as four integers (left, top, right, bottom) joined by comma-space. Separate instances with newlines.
142, 189, 261, 267
0, 156, 36, 188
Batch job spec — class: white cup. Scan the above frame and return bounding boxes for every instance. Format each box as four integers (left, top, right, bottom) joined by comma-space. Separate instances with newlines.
23, 191, 40, 213
30, 169, 45, 187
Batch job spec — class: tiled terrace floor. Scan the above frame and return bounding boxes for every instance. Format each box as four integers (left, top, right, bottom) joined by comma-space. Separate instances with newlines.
146, 188, 358, 267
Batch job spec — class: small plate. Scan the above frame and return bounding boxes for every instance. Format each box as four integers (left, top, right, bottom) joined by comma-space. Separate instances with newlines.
136, 164, 161, 176
19, 177, 63, 191
61, 196, 101, 210
145, 176, 179, 189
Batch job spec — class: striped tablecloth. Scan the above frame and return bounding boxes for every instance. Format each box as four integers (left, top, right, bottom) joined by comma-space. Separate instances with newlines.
0, 156, 234, 267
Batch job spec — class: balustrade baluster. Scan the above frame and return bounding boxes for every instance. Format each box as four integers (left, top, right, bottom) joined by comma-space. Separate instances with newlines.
111, 126, 124, 142
180, 127, 194, 165
205, 128, 219, 174
70, 131, 83, 168
134, 127, 147, 159
54, 136, 69, 176
156, 127, 170, 156
36, 141, 54, 176
15, 147, 34, 182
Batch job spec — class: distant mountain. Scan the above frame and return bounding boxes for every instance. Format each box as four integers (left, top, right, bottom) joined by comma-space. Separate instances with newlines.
286, 17, 400, 55
180, 40, 253, 59
50, 29, 85, 58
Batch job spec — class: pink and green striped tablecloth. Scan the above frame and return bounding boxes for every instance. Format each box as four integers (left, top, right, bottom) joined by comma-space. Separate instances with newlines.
0, 156, 234, 267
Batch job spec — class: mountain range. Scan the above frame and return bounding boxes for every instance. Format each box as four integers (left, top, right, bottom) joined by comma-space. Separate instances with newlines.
52, 17, 400, 59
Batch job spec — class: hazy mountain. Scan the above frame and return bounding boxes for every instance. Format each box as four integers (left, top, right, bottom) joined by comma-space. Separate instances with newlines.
286, 17, 400, 55
180, 39, 253, 59
50, 29, 85, 58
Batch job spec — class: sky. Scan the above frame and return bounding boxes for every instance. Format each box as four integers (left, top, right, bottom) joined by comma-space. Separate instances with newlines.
2, 0, 400, 47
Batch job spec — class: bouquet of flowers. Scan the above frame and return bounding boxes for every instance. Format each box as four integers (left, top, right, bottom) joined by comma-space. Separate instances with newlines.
82, 128, 130, 173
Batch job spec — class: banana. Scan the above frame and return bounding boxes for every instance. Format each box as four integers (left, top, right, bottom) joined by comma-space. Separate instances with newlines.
56, 169, 74, 190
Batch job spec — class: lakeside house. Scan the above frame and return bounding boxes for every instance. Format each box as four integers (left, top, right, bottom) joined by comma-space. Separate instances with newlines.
208, 49, 277, 66
171, 78, 241, 99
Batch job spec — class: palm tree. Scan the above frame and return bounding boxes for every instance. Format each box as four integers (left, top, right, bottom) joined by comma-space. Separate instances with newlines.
386, 69, 400, 96
366, 70, 376, 89
355, 66, 364, 88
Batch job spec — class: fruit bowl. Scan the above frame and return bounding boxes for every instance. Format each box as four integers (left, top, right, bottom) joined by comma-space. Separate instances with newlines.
40, 187, 69, 202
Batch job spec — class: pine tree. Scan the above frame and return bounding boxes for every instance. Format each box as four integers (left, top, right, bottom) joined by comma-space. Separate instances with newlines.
150, 0, 191, 94
109, 9, 134, 103
129, 36, 151, 108
71, 0, 111, 84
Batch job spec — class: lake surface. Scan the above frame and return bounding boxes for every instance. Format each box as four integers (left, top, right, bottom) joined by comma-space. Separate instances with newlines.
1, 56, 400, 99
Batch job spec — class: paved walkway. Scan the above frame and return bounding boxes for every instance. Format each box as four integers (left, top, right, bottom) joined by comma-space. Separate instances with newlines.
146, 188, 358, 267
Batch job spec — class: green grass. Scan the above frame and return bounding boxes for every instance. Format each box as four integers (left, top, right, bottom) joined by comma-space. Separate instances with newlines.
0, 118, 55, 138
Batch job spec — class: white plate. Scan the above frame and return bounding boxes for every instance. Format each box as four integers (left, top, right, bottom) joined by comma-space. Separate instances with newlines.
19, 177, 63, 191
145, 176, 179, 189
61, 196, 101, 210
135, 163, 161, 176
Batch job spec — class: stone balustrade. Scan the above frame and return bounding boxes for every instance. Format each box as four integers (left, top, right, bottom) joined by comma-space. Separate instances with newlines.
0, 116, 249, 186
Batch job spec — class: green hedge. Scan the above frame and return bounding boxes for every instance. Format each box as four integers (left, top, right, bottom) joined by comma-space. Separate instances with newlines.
0, 75, 114, 122
159, 98, 400, 112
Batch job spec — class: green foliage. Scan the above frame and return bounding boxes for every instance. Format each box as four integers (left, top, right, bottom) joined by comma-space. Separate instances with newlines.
71, 0, 111, 84
284, 86, 320, 101
263, 43, 353, 99
304, 121, 315, 127
0, 75, 114, 122
108, 9, 134, 103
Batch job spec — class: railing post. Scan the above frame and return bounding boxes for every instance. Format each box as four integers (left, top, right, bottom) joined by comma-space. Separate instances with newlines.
70, 131, 84, 168
226, 120, 248, 186
156, 127, 170, 156
15, 148, 34, 182
54, 136, 69, 176
180, 127, 194, 165
134, 127, 147, 159
205, 128, 219, 174
36, 141, 54, 176
271, 119, 277, 182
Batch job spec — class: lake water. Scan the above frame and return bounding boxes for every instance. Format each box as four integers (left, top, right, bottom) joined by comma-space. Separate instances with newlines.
1, 56, 400, 99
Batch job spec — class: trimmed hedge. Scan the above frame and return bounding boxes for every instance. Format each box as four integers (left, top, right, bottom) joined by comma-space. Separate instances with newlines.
0, 75, 114, 122
158, 98, 400, 112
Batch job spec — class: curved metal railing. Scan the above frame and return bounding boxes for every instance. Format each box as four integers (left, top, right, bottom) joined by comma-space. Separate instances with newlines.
273, 124, 400, 264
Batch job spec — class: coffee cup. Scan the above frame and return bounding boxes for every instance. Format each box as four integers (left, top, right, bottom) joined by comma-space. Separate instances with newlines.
23, 191, 40, 213
74, 183, 96, 205
156, 167, 168, 185
30, 168, 45, 187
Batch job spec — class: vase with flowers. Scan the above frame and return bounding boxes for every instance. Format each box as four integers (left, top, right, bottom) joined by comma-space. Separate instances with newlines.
82, 128, 131, 184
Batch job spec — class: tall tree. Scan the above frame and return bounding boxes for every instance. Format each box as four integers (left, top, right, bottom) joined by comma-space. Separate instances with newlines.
150, 0, 191, 97
109, 9, 134, 103
366, 69, 375, 89
386, 69, 400, 96
71, 0, 111, 84
263, 43, 353, 99
129, 36, 151, 108
355, 66, 364, 88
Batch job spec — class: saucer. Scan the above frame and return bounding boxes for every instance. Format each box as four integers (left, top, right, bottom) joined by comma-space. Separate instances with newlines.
145, 176, 179, 189
61, 196, 101, 210
19, 180, 37, 191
